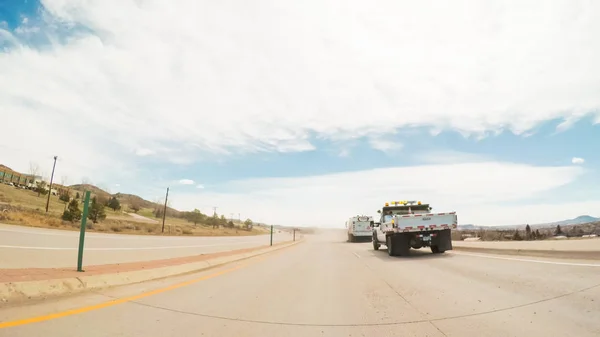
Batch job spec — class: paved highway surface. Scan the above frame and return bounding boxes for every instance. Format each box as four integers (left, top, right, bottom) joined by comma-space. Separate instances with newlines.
1, 229, 599, 336
0, 223, 292, 268
454, 237, 600, 251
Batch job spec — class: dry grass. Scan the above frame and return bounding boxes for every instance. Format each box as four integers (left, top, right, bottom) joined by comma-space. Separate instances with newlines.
0, 183, 68, 216
0, 185, 269, 237
0, 208, 268, 236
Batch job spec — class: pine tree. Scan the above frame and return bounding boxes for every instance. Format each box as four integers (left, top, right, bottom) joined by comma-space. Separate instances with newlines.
62, 199, 81, 222
107, 196, 121, 211
88, 197, 107, 223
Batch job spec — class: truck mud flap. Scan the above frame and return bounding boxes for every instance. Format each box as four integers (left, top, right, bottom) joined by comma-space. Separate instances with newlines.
392, 233, 411, 256
433, 229, 453, 251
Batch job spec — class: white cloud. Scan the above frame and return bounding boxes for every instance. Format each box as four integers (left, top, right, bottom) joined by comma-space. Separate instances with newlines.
571, 157, 585, 164
135, 148, 155, 157
413, 150, 489, 164
368, 137, 401, 153
115, 183, 120, 187
196, 184, 205, 189
338, 148, 351, 157
0, 0, 599, 181
173, 161, 590, 227
178, 179, 194, 185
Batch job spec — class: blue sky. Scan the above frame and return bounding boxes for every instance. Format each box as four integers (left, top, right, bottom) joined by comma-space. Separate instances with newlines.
1, 0, 600, 227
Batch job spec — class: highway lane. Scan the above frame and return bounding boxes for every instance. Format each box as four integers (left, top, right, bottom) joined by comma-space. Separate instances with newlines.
454, 237, 600, 251
1, 230, 599, 336
0, 223, 293, 268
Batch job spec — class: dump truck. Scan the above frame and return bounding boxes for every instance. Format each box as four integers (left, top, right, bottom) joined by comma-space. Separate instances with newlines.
372, 200, 457, 256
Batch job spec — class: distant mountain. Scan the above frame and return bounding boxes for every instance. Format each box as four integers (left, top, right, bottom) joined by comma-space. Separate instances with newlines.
543, 215, 600, 227
458, 215, 599, 231
457, 224, 478, 230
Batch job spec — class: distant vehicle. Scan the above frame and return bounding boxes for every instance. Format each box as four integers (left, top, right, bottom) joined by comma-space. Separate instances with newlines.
372, 201, 456, 256
345, 215, 373, 242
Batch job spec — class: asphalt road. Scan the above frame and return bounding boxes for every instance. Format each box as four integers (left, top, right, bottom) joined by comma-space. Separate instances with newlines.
1, 230, 599, 336
454, 237, 600, 251
0, 223, 292, 268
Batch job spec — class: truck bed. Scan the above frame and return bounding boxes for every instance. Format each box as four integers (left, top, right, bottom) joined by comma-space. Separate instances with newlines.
383, 212, 457, 233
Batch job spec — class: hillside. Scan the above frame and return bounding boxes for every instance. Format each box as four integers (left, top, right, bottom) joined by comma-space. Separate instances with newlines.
0, 162, 267, 237
69, 184, 112, 198
69, 185, 181, 216
1, 163, 185, 217
114, 193, 182, 216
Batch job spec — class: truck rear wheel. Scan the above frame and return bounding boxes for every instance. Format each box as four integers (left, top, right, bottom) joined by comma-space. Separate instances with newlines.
348, 234, 355, 242
431, 246, 445, 254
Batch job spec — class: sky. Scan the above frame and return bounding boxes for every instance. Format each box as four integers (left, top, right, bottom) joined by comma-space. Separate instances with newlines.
1, 0, 600, 227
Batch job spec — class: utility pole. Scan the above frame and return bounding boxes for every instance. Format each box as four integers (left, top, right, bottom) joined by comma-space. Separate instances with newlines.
161, 187, 169, 233
211, 206, 218, 229
45, 156, 58, 213
230, 213, 234, 222
238, 213, 241, 223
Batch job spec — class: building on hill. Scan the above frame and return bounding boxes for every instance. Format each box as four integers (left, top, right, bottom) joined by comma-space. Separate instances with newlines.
0, 170, 43, 187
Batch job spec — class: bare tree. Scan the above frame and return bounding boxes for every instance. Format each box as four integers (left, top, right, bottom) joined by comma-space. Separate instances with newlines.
153, 197, 164, 218
130, 200, 142, 213
28, 162, 40, 186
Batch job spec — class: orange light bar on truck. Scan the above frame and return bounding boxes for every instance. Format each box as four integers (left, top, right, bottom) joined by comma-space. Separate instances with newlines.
388, 200, 426, 206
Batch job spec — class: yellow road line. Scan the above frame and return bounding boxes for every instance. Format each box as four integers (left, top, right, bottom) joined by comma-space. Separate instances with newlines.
0, 243, 301, 329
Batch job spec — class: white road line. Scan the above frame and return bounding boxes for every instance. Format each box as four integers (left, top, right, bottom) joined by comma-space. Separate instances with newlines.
453, 251, 600, 267
0, 226, 272, 241
0, 241, 259, 251
353, 252, 361, 258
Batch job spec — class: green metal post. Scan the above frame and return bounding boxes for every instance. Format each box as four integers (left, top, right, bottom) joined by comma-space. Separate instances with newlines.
77, 191, 91, 272
270, 225, 273, 246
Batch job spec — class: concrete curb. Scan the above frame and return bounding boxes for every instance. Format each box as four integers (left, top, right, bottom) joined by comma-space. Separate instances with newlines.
453, 245, 600, 260
1, 240, 303, 304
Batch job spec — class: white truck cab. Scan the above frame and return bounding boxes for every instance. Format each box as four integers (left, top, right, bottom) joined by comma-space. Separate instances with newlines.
346, 215, 374, 242
373, 200, 457, 256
